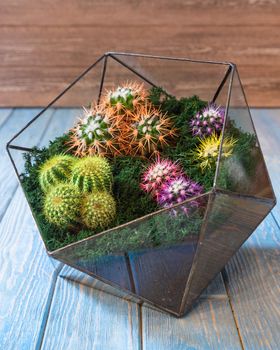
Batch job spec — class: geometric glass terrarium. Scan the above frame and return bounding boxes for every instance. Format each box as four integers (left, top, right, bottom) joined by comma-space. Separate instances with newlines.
6, 53, 276, 317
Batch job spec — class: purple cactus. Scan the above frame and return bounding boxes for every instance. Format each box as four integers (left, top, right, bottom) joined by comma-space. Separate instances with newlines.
157, 175, 203, 212
190, 104, 225, 137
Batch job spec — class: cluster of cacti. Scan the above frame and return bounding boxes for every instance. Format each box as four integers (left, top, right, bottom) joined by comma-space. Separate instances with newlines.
157, 176, 203, 209
81, 191, 116, 229
141, 157, 203, 213
66, 82, 177, 158
141, 157, 183, 199
190, 104, 225, 137
39, 155, 75, 192
71, 156, 112, 193
39, 154, 116, 229
192, 133, 237, 171
44, 184, 81, 227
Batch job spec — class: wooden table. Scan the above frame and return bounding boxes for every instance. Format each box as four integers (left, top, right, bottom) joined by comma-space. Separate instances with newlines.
0, 108, 279, 349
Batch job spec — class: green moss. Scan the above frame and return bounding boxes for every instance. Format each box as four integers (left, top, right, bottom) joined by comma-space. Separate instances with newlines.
71, 210, 204, 262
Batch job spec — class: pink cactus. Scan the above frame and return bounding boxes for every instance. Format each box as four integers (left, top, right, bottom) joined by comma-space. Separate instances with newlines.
141, 157, 183, 200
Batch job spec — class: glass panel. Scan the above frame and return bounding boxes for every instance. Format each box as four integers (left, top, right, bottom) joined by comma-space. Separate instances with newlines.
216, 68, 274, 199
181, 191, 273, 314
111, 53, 230, 101
52, 193, 209, 315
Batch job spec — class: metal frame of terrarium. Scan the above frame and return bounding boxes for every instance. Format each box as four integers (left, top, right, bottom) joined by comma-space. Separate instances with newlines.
6, 52, 276, 317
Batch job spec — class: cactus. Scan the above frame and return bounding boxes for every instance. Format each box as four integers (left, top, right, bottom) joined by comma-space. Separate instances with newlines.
81, 191, 116, 230
39, 154, 75, 192
192, 133, 237, 171
67, 105, 120, 157
103, 81, 148, 115
71, 156, 113, 193
43, 184, 81, 227
125, 102, 177, 157
190, 103, 225, 137
141, 157, 183, 199
157, 175, 203, 210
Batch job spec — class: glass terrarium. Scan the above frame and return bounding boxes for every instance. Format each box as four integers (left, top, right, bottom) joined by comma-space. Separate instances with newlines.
7, 53, 276, 317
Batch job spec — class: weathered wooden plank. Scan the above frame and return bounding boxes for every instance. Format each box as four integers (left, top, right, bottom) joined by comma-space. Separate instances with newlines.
0, 188, 57, 349
0, 26, 279, 68
0, 24, 279, 107
251, 109, 280, 223
0, 109, 81, 349
41, 277, 140, 350
0, 109, 12, 129
224, 214, 280, 349
142, 297, 241, 350
1, 65, 280, 108
0, 108, 52, 220
1, 0, 280, 26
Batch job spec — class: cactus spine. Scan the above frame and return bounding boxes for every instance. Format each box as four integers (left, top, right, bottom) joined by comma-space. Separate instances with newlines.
126, 102, 177, 157
43, 184, 81, 227
104, 81, 148, 115
39, 155, 75, 192
81, 191, 116, 229
71, 156, 112, 193
67, 104, 121, 157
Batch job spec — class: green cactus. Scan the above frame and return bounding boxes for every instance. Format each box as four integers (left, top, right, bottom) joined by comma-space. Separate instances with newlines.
71, 156, 112, 193
44, 184, 81, 227
39, 154, 75, 192
81, 191, 116, 230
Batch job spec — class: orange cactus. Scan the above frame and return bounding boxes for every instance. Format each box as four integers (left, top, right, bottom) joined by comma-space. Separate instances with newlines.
66, 104, 121, 157
123, 102, 177, 157
102, 81, 148, 121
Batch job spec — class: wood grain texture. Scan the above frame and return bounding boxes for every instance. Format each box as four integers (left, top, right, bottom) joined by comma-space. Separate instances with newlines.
0, 187, 57, 349
224, 215, 280, 350
0, 108, 79, 348
0, 1, 279, 106
142, 298, 242, 350
221, 109, 280, 349
0, 109, 12, 129
41, 277, 140, 350
0, 108, 51, 220
1, 0, 280, 26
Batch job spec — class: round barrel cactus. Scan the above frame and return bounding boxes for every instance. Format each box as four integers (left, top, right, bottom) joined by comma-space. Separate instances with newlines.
43, 184, 81, 227
81, 191, 116, 230
71, 156, 113, 193
39, 155, 76, 192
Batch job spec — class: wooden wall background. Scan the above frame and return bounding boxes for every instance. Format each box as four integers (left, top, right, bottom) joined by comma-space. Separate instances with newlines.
0, 0, 280, 107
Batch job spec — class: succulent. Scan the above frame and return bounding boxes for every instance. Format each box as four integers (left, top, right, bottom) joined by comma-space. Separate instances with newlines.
126, 102, 177, 157
71, 156, 113, 193
39, 154, 75, 192
157, 175, 203, 210
43, 184, 81, 227
141, 157, 183, 199
81, 191, 116, 230
192, 133, 237, 171
190, 103, 225, 137
67, 105, 120, 157
103, 81, 148, 114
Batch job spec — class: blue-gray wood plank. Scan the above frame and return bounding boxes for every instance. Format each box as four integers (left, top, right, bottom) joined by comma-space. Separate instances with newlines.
0, 108, 279, 349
